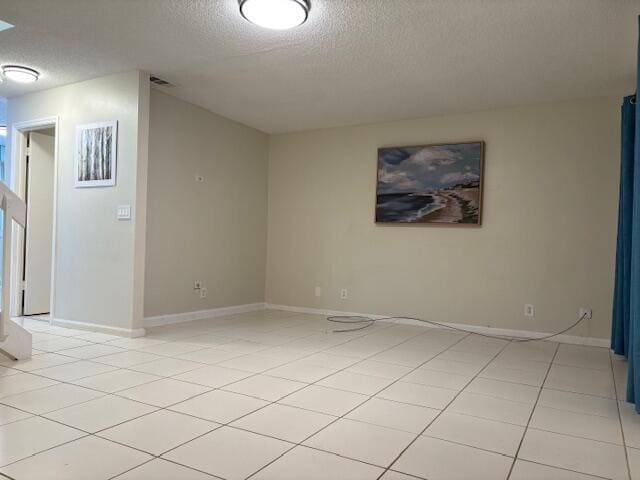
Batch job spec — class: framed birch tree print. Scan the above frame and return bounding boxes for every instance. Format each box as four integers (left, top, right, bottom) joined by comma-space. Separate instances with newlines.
75, 121, 117, 187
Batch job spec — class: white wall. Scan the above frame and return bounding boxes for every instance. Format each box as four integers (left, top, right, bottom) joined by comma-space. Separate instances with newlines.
266, 97, 620, 340
7, 71, 149, 334
144, 90, 268, 319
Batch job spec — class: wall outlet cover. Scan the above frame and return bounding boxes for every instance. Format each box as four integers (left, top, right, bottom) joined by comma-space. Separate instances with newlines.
524, 304, 534, 317
314, 286, 322, 297
579, 308, 593, 320
194, 280, 202, 290
340, 289, 348, 300
200, 287, 207, 299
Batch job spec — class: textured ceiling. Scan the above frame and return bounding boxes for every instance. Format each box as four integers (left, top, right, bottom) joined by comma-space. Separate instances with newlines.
0, 0, 637, 133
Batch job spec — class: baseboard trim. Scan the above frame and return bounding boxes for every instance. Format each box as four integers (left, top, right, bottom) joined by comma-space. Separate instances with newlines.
265, 303, 610, 348
51, 318, 146, 338
144, 302, 267, 328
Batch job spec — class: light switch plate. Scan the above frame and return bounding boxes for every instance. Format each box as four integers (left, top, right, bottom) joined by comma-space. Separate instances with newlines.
117, 205, 131, 220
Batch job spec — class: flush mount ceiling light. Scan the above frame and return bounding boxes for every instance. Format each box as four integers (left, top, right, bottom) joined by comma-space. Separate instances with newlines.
0, 126, 6, 137
2, 65, 39, 83
239, 0, 309, 30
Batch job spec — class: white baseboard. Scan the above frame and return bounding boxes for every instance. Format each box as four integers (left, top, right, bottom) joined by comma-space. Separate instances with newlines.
51, 318, 146, 338
144, 302, 266, 328
265, 303, 610, 348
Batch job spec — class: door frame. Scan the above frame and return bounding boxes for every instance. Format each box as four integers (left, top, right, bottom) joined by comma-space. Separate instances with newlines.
10, 116, 59, 320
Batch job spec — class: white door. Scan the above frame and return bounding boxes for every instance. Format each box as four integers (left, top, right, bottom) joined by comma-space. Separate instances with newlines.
23, 131, 54, 315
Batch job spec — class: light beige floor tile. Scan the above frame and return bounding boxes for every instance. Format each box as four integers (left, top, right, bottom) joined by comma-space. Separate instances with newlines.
34, 360, 118, 381
279, 385, 368, 416
113, 459, 215, 480
163, 426, 290, 480
176, 347, 242, 364
172, 364, 252, 387
0, 416, 85, 466
252, 445, 383, 480
479, 363, 547, 387
518, 429, 627, 479
377, 382, 457, 409
0, 352, 76, 372
420, 358, 484, 376
345, 360, 413, 380
510, 460, 604, 479
44, 395, 157, 433
317, 371, 394, 395
538, 388, 619, 418
106, 337, 167, 350
58, 344, 125, 359
0, 366, 19, 377
529, 405, 623, 444
447, 391, 532, 425
629, 447, 640, 480
403, 369, 472, 391
346, 397, 439, 433
545, 364, 615, 398
553, 344, 611, 371
216, 353, 289, 372
116, 378, 211, 407
32, 336, 92, 352
393, 435, 513, 480
73, 331, 122, 343
424, 412, 524, 456
380, 471, 421, 480
222, 374, 306, 401
464, 377, 540, 405
99, 410, 218, 455
130, 357, 204, 376
139, 342, 207, 357
267, 360, 337, 383
0, 383, 104, 414
72, 369, 161, 393
304, 353, 359, 369
92, 350, 163, 368
304, 418, 414, 467
0, 404, 32, 425
0, 372, 58, 398
170, 389, 268, 423
232, 403, 335, 442
1, 435, 151, 479
620, 401, 640, 449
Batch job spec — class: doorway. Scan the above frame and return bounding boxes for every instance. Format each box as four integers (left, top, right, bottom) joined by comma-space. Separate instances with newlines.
22, 130, 55, 315
9, 117, 58, 319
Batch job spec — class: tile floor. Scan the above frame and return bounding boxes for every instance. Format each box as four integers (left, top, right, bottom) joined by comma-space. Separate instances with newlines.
0, 310, 636, 479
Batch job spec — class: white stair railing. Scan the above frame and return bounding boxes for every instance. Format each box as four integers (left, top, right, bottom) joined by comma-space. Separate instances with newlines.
0, 181, 26, 346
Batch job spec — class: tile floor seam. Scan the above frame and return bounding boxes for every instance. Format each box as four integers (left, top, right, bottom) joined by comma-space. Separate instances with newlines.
379, 336, 515, 480
504, 341, 560, 480
610, 349, 633, 480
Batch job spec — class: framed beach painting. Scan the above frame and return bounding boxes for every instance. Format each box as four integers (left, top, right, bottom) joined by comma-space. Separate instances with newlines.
75, 121, 117, 187
375, 141, 484, 225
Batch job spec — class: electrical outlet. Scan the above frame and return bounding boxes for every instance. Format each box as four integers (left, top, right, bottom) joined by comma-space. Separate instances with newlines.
195, 175, 205, 183
579, 307, 593, 320
194, 280, 202, 290
340, 289, 348, 300
524, 304, 534, 317
314, 286, 322, 297
200, 287, 207, 299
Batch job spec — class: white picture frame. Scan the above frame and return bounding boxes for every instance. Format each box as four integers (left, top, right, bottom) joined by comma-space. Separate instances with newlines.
74, 120, 117, 188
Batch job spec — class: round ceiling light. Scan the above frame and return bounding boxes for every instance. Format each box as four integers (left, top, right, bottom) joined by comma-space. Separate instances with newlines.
2, 65, 40, 83
239, 0, 309, 30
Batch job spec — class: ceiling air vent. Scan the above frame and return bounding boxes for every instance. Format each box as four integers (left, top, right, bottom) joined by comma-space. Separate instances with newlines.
149, 75, 174, 87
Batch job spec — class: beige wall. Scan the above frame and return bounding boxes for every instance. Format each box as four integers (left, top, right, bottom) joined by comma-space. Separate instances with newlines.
266, 97, 620, 340
144, 90, 268, 318
7, 71, 150, 333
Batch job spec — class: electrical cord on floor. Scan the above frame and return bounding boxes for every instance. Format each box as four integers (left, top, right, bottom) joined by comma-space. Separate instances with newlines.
327, 312, 590, 342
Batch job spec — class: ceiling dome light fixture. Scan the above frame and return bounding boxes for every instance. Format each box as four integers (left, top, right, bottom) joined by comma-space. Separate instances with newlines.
2, 65, 40, 83
239, 0, 309, 30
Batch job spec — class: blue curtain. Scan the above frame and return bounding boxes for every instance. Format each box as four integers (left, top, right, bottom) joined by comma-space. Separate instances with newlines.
612, 17, 640, 411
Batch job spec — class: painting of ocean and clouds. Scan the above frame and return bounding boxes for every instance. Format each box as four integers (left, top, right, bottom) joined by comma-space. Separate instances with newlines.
376, 142, 484, 225
75, 121, 117, 187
